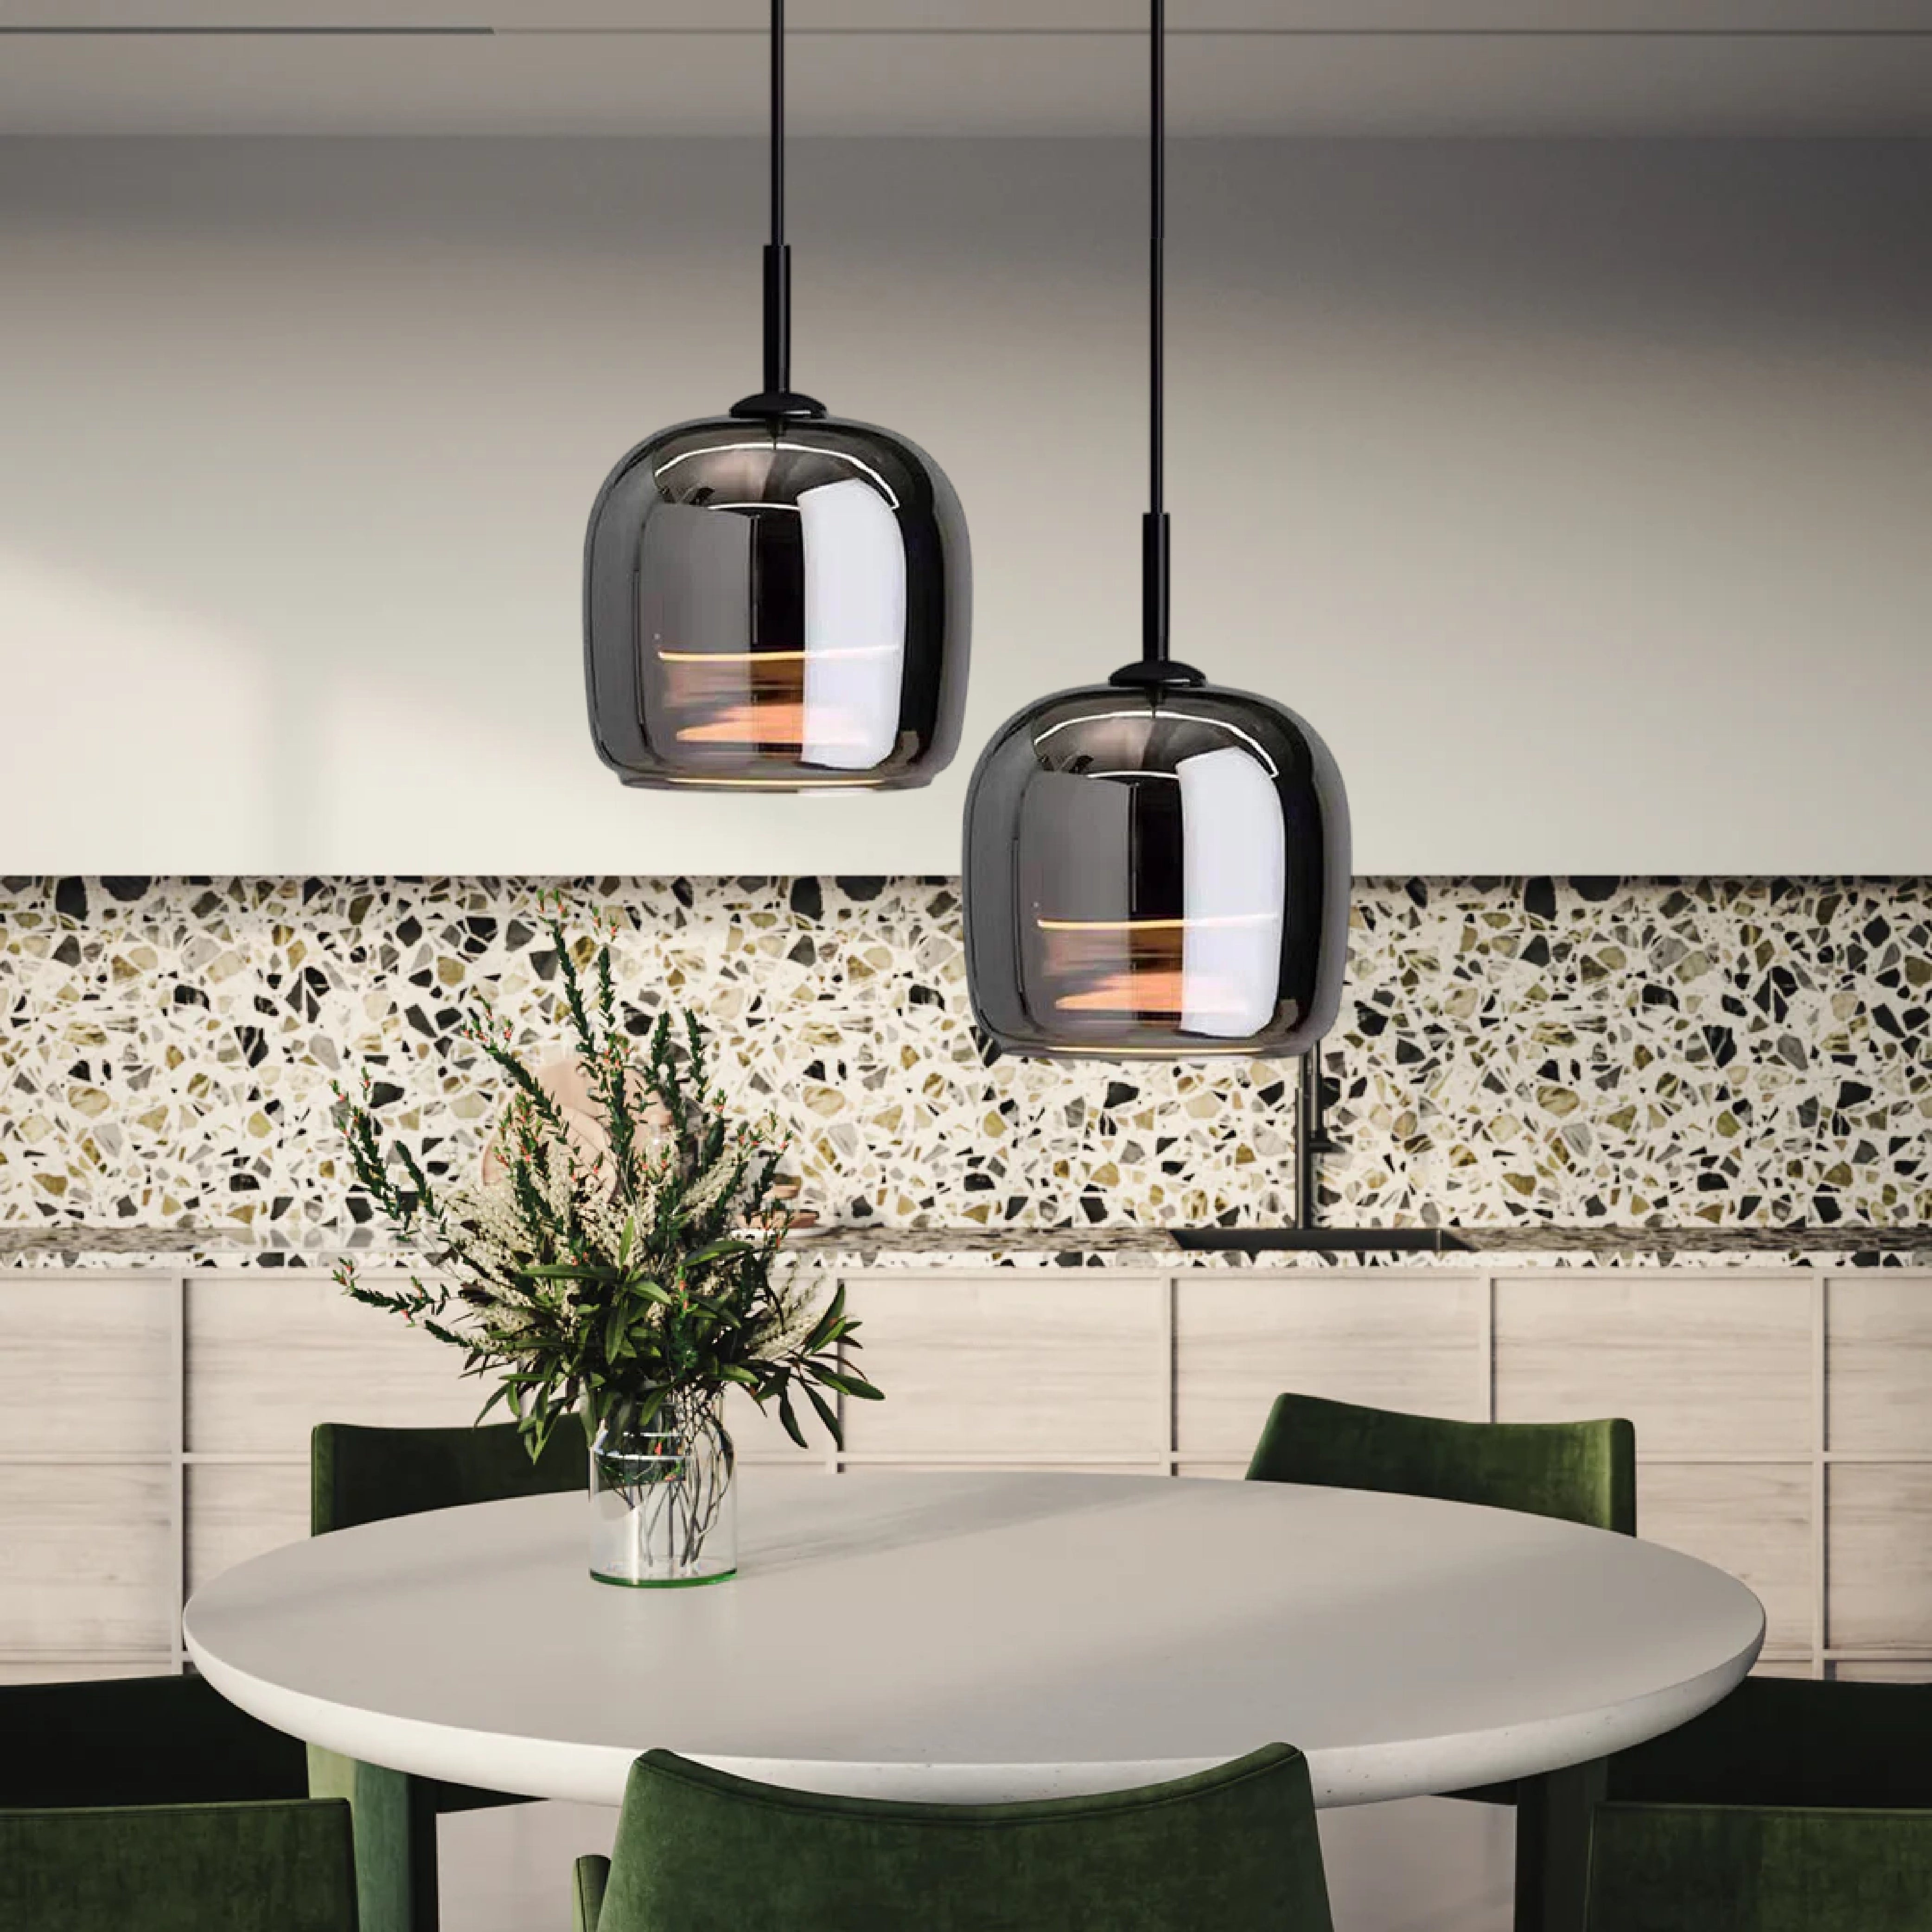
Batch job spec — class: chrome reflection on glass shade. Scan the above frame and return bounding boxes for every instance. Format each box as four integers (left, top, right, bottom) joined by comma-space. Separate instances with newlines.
585, 416, 969, 790
963, 681, 1351, 1058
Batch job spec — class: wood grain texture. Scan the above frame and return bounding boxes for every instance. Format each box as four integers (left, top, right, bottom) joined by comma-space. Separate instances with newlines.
0, 1275, 174, 1456
839, 1276, 1167, 1459
1827, 1464, 1932, 1653
0, 1659, 176, 1684
1825, 1278, 1932, 1455
0, 1464, 173, 1658
185, 1462, 309, 1597
1639, 1460, 1813, 1654
5, 1265, 1930, 1683
1829, 1659, 1932, 1682
1494, 1275, 1812, 1454
185, 1275, 480, 1454
1174, 1275, 1486, 1457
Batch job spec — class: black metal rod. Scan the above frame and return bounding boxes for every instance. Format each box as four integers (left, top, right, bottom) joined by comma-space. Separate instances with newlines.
762, 0, 791, 397
1141, 0, 1169, 666
1295, 1055, 1319, 1232
1176, 1228, 1475, 1253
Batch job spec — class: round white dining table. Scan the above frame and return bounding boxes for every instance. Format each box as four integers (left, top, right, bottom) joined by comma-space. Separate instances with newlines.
184, 1469, 1763, 1809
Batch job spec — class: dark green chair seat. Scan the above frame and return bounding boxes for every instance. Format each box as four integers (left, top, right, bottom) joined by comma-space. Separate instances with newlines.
1586, 1803, 1932, 1932
0, 1672, 309, 1811
0, 1797, 357, 1932
309, 1417, 589, 1930
573, 1746, 1335, 1932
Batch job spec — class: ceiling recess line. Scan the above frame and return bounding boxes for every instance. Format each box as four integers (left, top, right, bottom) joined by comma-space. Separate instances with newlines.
0, 24, 491, 33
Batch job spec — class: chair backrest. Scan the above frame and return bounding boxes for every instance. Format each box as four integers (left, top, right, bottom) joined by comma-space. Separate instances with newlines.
1245, 1391, 1636, 1535
311, 1416, 589, 1535
1608, 1677, 1932, 1810
0, 1797, 357, 1932
0, 1673, 309, 1811
1586, 1800, 1932, 1932
596, 1746, 1334, 1932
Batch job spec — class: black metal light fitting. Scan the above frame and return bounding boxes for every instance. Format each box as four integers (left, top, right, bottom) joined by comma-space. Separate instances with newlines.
584, 0, 970, 791
960, 0, 1350, 1058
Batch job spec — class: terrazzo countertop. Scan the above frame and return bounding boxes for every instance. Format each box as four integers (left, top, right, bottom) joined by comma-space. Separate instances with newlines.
6, 1222, 1932, 1270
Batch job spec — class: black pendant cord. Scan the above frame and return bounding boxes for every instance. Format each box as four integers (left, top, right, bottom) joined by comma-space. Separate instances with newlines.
732, 0, 824, 422
1113, 0, 1201, 692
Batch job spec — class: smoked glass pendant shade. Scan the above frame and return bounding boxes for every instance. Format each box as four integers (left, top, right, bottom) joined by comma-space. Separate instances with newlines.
584, 414, 970, 790
963, 679, 1351, 1058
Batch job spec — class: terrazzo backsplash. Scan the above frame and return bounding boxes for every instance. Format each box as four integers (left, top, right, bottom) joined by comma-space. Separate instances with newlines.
1, 874, 1928, 1240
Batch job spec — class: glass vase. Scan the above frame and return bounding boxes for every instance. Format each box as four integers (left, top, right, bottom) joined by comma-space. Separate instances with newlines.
587, 1392, 737, 1588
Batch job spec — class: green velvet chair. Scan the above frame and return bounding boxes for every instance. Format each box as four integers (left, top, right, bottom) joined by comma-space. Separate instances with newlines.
1586, 1802, 1932, 1932
0, 1671, 310, 1811
1244, 1391, 1636, 1536
0, 1796, 357, 1932
311, 1416, 589, 1538
1246, 1391, 1638, 1932
309, 1416, 589, 1932
1607, 1677, 1932, 1810
1588, 1677, 1932, 1929
572, 1745, 1335, 1932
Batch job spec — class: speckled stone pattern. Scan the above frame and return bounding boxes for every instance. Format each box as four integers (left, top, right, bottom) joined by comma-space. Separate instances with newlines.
1323, 878, 1931, 1231
0, 875, 1297, 1240
0, 876, 1924, 1243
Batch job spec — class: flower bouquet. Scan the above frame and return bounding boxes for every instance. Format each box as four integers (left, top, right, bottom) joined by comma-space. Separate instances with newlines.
333, 907, 879, 1585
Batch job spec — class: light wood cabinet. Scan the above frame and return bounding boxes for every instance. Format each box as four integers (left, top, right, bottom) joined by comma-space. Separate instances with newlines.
3, 1264, 1929, 1683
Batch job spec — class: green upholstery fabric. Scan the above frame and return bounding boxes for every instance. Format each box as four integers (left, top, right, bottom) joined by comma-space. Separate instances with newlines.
310, 1416, 587, 1537
587, 1745, 1335, 1932
0, 1797, 357, 1932
1244, 1391, 1637, 1536
308, 1416, 590, 1932
1244, 1388, 1637, 1932
308, 1745, 437, 1932
0, 1672, 308, 1810
574, 1851, 610, 1932
1585, 1802, 1932, 1932
1608, 1677, 1932, 1810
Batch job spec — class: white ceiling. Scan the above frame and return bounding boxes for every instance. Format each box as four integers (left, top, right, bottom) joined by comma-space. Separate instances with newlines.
0, 1, 1930, 134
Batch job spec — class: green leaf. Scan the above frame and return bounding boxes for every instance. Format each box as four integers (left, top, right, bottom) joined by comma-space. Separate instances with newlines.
685, 1239, 751, 1268
813, 1367, 884, 1401
778, 1389, 807, 1450
803, 1283, 848, 1354
603, 1301, 631, 1362
803, 1381, 844, 1451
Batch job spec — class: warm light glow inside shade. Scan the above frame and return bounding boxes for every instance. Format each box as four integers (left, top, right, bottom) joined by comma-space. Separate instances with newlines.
581, 0, 969, 790
957, 0, 1348, 1059
962, 684, 1350, 1059
584, 422, 969, 789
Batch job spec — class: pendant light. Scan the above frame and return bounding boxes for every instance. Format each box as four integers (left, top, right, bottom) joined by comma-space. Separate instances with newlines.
584, 0, 969, 791
961, 0, 1349, 1059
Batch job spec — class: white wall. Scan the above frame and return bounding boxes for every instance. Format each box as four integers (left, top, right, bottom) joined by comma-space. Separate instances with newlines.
2, 136, 1928, 876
